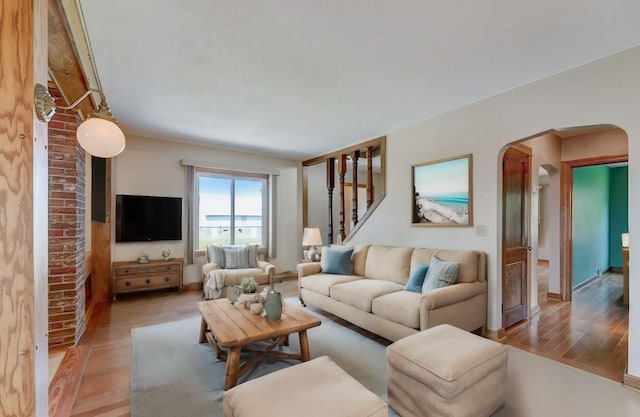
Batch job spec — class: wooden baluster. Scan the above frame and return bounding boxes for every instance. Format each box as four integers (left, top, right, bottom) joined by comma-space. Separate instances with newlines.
338, 155, 347, 242
326, 157, 335, 245
351, 150, 360, 226
367, 146, 374, 209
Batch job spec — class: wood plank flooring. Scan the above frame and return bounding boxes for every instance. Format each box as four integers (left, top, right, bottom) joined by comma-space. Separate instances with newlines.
57, 270, 629, 416
69, 290, 203, 417
503, 261, 629, 381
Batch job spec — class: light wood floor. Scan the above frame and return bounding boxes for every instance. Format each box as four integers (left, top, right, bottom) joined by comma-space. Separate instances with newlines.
503, 261, 629, 381
68, 290, 203, 417
57, 270, 629, 416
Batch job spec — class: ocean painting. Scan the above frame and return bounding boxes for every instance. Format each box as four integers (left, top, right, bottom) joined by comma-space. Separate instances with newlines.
412, 154, 472, 226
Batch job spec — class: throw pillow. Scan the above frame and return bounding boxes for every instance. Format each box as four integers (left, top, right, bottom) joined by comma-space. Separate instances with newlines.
322, 247, 354, 275
224, 246, 250, 269
405, 263, 429, 293
206, 244, 226, 268
246, 243, 259, 268
422, 257, 459, 293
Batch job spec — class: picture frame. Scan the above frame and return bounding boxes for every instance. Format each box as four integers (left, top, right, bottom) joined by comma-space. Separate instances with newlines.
411, 154, 473, 226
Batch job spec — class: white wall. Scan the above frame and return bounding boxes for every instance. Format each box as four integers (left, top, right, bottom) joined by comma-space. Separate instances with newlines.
524, 134, 561, 299
349, 46, 640, 377
110, 136, 300, 284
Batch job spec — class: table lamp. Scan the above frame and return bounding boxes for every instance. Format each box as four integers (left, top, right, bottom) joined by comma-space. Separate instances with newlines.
302, 227, 323, 261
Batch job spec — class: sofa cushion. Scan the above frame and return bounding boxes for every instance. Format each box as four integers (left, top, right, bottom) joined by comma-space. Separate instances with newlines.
322, 246, 354, 274
301, 274, 362, 297
405, 263, 429, 293
422, 257, 459, 293
372, 290, 422, 329
330, 279, 404, 312
364, 245, 413, 284
412, 248, 481, 284
351, 244, 370, 277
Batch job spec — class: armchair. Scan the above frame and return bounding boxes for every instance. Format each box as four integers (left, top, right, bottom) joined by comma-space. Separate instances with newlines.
202, 244, 275, 299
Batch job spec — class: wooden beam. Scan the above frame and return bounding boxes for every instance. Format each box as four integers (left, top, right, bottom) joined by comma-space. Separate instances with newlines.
47, 0, 93, 117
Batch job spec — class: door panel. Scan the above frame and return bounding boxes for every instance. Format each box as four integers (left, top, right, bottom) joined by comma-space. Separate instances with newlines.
502, 147, 530, 328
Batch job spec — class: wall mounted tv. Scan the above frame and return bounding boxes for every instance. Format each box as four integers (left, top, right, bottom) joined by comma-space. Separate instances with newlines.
115, 194, 182, 242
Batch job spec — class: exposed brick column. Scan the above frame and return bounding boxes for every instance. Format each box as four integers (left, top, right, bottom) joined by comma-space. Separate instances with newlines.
47, 84, 87, 349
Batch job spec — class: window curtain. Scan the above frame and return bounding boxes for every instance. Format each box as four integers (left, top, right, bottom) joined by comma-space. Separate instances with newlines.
269, 174, 278, 259
185, 165, 195, 264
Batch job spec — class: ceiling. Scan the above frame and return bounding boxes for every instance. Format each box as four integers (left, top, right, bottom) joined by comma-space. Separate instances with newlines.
75, 0, 640, 159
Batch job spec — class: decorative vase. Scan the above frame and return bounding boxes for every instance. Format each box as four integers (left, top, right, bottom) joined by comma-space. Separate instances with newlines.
263, 290, 282, 321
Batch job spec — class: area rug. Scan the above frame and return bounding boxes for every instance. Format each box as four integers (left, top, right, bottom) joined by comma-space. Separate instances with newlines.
130, 308, 391, 417
131, 307, 640, 417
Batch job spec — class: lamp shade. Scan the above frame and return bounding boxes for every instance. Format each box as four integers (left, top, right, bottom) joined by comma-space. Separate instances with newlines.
302, 227, 323, 247
77, 117, 126, 158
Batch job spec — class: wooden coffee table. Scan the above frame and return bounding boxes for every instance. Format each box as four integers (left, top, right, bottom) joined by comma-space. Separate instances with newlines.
197, 299, 321, 390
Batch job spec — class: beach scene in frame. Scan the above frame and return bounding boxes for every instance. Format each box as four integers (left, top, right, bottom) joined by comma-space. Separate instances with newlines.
412, 154, 472, 226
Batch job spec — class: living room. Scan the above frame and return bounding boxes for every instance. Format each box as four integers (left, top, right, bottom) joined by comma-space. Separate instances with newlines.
3, 1, 640, 416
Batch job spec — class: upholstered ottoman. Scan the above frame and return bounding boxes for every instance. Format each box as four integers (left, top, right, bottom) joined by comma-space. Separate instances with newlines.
387, 324, 508, 417
223, 356, 388, 417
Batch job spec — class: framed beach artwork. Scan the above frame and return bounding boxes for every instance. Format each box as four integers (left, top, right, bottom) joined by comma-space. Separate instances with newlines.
411, 154, 473, 226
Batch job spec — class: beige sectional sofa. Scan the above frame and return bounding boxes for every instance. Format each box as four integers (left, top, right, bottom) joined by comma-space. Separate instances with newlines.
297, 244, 487, 342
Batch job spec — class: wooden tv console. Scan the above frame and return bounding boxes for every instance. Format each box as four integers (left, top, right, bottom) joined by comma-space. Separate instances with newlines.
111, 258, 183, 300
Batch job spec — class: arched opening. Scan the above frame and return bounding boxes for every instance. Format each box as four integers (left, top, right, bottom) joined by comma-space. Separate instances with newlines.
499, 124, 629, 381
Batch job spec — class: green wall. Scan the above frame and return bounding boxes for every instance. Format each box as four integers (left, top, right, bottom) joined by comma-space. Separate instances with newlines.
572, 166, 610, 288
609, 166, 629, 268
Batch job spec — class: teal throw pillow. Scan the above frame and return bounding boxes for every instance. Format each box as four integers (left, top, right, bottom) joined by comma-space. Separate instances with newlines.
322, 247, 354, 275
405, 263, 429, 293
422, 257, 459, 293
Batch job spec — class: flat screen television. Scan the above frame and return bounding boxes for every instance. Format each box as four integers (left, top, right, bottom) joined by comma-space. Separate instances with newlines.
115, 194, 182, 242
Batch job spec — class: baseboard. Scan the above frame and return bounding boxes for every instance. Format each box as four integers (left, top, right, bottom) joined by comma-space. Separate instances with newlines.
547, 292, 562, 300
572, 274, 600, 291
610, 266, 623, 273
530, 304, 541, 317
275, 271, 297, 282
183, 282, 203, 291
623, 371, 640, 392
486, 327, 505, 341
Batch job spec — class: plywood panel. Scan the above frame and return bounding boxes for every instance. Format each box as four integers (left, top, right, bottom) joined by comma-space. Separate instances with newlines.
0, 0, 49, 415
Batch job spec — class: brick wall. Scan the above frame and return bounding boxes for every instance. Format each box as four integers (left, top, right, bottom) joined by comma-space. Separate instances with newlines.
48, 85, 87, 349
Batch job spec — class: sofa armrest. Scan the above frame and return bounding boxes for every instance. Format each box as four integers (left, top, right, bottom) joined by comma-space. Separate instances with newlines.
202, 262, 221, 280
297, 262, 322, 278
257, 260, 276, 287
420, 281, 486, 310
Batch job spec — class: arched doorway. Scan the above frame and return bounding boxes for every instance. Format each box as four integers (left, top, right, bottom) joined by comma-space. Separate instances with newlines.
500, 125, 630, 381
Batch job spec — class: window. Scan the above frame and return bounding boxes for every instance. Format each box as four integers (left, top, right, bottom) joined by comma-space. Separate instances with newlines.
196, 170, 268, 249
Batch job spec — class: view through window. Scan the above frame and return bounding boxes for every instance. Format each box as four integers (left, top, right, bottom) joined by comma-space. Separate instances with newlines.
197, 171, 268, 249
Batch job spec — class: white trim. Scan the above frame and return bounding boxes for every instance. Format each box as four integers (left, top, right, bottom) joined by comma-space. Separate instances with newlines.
180, 158, 280, 176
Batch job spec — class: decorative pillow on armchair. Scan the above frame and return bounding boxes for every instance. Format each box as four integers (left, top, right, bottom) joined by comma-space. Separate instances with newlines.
206, 244, 226, 268
224, 246, 251, 269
